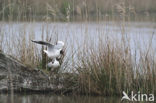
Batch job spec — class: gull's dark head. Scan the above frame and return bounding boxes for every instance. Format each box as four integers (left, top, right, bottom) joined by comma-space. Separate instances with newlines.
60, 49, 64, 55
52, 61, 54, 64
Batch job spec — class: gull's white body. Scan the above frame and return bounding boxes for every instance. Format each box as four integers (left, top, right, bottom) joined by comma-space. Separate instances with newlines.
44, 41, 64, 58
47, 59, 60, 68
43, 49, 61, 59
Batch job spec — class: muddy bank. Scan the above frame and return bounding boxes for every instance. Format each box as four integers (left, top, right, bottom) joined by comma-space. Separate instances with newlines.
0, 52, 72, 93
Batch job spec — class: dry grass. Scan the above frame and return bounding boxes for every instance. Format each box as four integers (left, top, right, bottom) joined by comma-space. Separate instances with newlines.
0, 0, 156, 21
73, 35, 156, 95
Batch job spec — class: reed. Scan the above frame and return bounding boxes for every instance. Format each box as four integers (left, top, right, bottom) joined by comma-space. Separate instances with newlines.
0, 0, 156, 21
73, 34, 156, 95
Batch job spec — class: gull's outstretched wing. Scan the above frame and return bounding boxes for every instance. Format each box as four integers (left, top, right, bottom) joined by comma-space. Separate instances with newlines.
31, 40, 54, 49
31, 40, 51, 46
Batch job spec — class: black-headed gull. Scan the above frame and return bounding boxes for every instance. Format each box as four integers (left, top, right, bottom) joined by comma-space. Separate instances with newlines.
31, 40, 64, 59
47, 58, 60, 68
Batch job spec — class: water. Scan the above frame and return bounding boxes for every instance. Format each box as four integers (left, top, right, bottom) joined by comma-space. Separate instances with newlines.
0, 94, 120, 103
1, 21, 156, 53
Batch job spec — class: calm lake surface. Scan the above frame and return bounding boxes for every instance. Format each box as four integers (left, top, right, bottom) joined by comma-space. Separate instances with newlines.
0, 94, 120, 103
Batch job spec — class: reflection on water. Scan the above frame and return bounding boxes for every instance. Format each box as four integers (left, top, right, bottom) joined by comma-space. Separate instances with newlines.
0, 94, 120, 103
